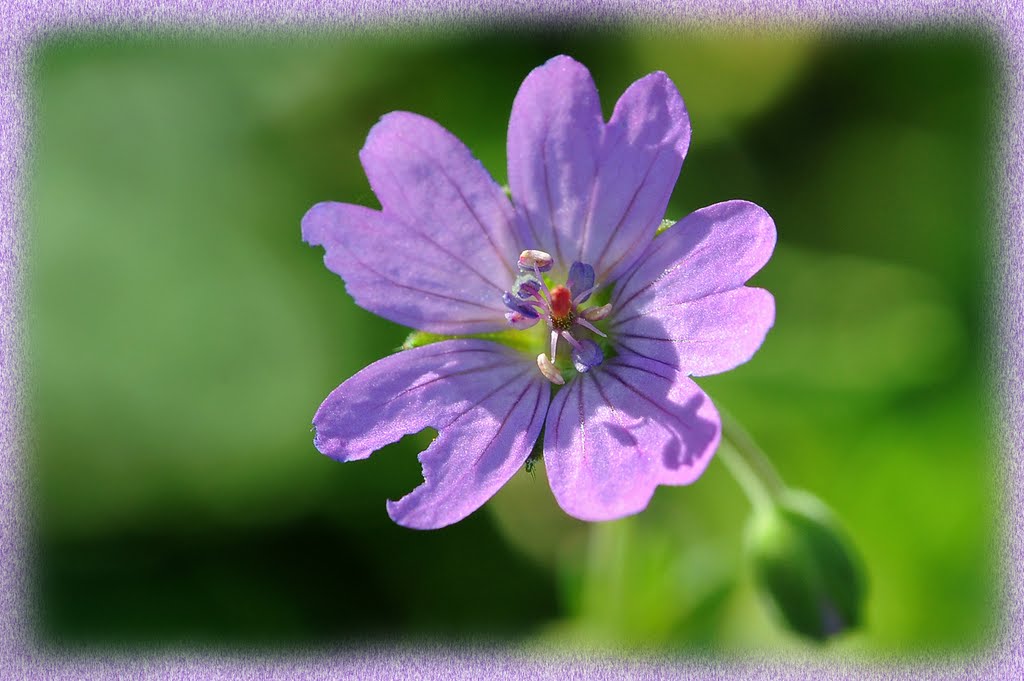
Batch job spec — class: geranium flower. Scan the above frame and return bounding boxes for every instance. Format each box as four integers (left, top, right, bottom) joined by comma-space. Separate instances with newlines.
302, 55, 776, 529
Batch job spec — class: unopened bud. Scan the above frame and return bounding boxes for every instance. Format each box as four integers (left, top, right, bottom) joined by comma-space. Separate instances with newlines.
518, 249, 553, 273
745, 490, 867, 642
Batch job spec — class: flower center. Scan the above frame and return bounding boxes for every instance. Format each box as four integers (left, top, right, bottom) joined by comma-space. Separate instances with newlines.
549, 286, 573, 328
502, 250, 612, 385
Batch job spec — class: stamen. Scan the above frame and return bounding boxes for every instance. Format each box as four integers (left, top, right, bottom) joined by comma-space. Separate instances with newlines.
575, 317, 607, 338
581, 303, 612, 321
512, 273, 543, 299
566, 262, 596, 303
572, 283, 601, 305
537, 353, 565, 385
518, 250, 553, 273
505, 310, 540, 330
502, 291, 539, 318
502, 258, 612, 380
527, 293, 547, 309
532, 264, 552, 303
560, 330, 583, 351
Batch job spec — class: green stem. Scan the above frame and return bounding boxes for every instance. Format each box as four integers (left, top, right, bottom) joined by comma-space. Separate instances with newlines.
716, 407, 786, 511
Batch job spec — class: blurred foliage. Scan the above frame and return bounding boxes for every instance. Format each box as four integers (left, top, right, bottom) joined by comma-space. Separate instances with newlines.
29, 26, 999, 653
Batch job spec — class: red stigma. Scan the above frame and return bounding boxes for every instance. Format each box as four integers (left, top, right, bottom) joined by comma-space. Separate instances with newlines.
550, 285, 572, 319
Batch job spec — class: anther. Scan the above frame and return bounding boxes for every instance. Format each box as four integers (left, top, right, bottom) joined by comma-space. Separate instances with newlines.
512, 273, 544, 300
518, 250, 553, 273
581, 304, 612, 322
505, 310, 539, 330
537, 353, 565, 385
566, 261, 596, 303
571, 339, 604, 373
502, 291, 539, 318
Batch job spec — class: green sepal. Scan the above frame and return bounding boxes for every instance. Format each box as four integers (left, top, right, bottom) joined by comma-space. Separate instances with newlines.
401, 328, 540, 354
401, 331, 456, 350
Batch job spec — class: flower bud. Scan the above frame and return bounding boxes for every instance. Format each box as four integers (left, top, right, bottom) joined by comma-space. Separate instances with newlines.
744, 490, 867, 642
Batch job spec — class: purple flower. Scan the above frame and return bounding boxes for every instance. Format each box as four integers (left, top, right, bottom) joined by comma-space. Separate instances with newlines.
302, 55, 776, 529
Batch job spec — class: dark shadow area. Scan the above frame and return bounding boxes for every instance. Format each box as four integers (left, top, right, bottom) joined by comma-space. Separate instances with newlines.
36, 510, 558, 646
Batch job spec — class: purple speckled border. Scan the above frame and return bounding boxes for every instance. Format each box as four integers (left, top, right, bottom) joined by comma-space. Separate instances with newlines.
1, 1, 1021, 678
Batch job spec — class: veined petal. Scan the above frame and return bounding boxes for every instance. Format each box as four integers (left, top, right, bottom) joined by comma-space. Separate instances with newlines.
361, 111, 524, 283
610, 287, 775, 376
543, 356, 720, 522
303, 202, 509, 334
584, 71, 691, 283
312, 340, 549, 529
507, 56, 690, 282
507, 55, 603, 273
611, 200, 777, 314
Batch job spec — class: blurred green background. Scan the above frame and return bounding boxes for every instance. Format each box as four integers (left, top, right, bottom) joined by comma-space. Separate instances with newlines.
29, 26, 999, 652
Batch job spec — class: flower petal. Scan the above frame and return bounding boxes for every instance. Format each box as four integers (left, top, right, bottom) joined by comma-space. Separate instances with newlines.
611, 200, 777, 313
607, 201, 776, 375
506, 56, 602, 274
610, 287, 775, 376
584, 71, 691, 282
543, 356, 720, 522
312, 339, 549, 529
303, 202, 509, 334
507, 56, 690, 282
361, 111, 524, 283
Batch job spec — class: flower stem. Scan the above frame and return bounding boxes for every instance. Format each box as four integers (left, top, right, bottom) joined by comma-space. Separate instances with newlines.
716, 407, 786, 511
